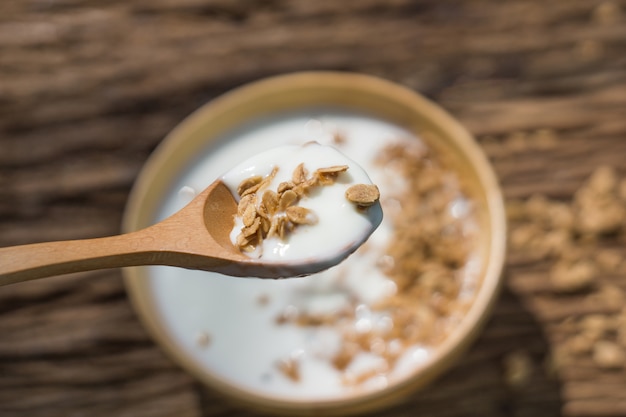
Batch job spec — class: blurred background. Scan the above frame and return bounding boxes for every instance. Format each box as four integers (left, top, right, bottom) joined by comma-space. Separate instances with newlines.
1, 1, 625, 416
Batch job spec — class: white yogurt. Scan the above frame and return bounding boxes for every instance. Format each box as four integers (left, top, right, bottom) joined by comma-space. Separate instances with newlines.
222, 142, 382, 265
147, 111, 480, 402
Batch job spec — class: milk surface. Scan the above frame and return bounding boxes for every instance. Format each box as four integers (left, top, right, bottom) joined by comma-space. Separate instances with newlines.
147, 111, 479, 401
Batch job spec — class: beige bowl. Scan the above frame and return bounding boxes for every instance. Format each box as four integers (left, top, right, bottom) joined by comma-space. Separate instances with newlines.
122, 72, 506, 415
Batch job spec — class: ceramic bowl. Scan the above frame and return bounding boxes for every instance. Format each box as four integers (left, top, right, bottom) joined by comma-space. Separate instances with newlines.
122, 72, 506, 415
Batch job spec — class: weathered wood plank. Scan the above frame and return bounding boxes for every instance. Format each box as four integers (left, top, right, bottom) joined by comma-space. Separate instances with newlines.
1, 0, 626, 415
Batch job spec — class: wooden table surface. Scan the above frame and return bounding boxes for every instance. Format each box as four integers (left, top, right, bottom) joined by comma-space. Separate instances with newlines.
1, 1, 626, 416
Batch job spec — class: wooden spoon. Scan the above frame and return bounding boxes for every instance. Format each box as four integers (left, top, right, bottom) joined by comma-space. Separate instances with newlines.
0, 180, 338, 286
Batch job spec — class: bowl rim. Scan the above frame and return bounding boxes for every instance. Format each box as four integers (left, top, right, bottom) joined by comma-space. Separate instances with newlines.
122, 71, 506, 415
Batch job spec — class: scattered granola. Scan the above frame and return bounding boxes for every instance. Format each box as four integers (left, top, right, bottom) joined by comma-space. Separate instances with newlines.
508, 165, 626, 375
332, 130, 347, 145
195, 331, 211, 348
276, 357, 301, 382
232, 162, 379, 255
274, 139, 478, 384
257, 294, 270, 306
503, 350, 534, 388
345, 184, 381, 207
550, 260, 596, 293
574, 166, 625, 235
593, 340, 624, 370
479, 129, 559, 158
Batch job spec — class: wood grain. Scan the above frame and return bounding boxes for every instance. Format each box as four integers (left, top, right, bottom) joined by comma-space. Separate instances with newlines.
1, 0, 625, 415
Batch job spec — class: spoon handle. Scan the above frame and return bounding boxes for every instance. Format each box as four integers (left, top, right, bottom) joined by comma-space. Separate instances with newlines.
0, 229, 164, 286
0, 181, 243, 286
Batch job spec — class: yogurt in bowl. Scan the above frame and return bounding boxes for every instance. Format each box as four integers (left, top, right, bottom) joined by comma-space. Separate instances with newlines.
123, 72, 505, 415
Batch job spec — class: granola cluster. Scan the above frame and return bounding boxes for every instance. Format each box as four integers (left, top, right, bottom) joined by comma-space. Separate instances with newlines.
233, 163, 380, 254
